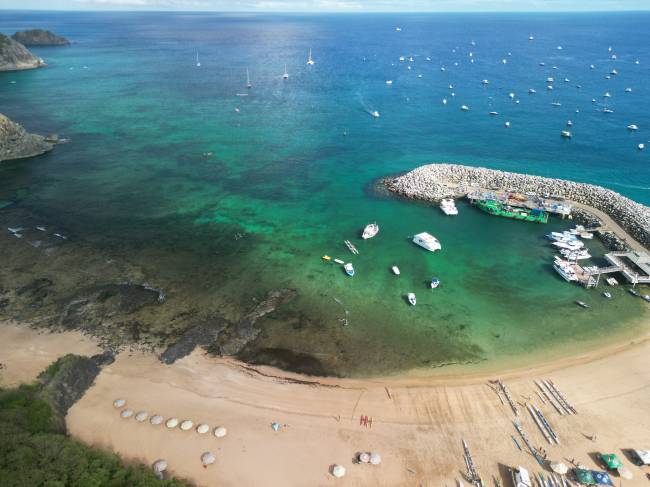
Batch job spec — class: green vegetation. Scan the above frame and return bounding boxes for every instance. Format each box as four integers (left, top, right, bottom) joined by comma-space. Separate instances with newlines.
0, 368, 188, 486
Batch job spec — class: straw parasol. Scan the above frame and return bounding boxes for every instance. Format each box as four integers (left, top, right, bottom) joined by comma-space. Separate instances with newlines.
150, 415, 163, 425
120, 409, 134, 419
331, 464, 346, 478
550, 462, 568, 475
201, 452, 216, 466
369, 453, 382, 465
196, 424, 209, 434
113, 399, 126, 408
135, 411, 148, 422
153, 459, 168, 473
617, 467, 633, 480
214, 426, 227, 438
180, 420, 194, 431
358, 452, 370, 463
166, 417, 179, 429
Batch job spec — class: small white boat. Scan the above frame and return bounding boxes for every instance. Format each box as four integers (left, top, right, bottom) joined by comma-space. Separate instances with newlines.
590, 64, 595, 69
334, 258, 345, 265
639, 144, 645, 151
481, 79, 489, 85
561, 130, 572, 138
606, 277, 619, 286
362, 222, 379, 239
283, 64, 289, 79
461, 105, 470, 111
442, 98, 448, 105
430, 278, 440, 289
602, 108, 614, 113
413, 232, 441, 252
567, 120, 573, 127
528, 35, 534, 40
307, 48, 315, 65
195, 52, 201, 67
627, 124, 638, 131
505, 121, 511, 128
370, 110, 380, 118
344, 263, 354, 277
395, 27, 402, 31
246, 68, 252, 89
508, 92, 515, 99
407, 293, 416, 306
489, 111, 498, 116
440, 198, 458, 215
391, 266, 400, 276
551, 102, 562, 107
385, 80, 393, 85
603, 292, 612, 299
425, 56, 431, 61
528, 88, 536, 94
625, 87, 632, 93
603, 92, 611, 98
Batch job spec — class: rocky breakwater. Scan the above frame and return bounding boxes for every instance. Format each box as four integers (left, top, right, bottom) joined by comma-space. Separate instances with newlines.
385, 163, 650, 249
0, 113, 56, 162
0, 32, 45, 71
11, 29, 70, 46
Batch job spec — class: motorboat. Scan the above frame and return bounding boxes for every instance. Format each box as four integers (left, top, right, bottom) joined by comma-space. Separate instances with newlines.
385, 80, 393, 85
627, 124, 639, 131
528, 88, 536, 94
370, 110, 380, 118
639, 144, 645, 151
575, 300, 590, 308
561, 130, 572, 138
195, 52, 201, 67
606, 277, 618, 286
307, 48, 315, 65
430, 278, 440, 289
362, 223, 379, 239
625, 87, 632, 93
603, 292, 612, 299
461, 105, 470, 111
407, 293, 417, 305
553, 256, 578, 282
246, 68, 252, 89
481, 79, 489, 85
391, 266, 400, 276
602, 108, 614, 113
603, 92, 611, 98
629, 288, 640, 297
344, 263, 354, 277
440, 198, 458, 215
412, 232, 441, 252
505, 121, 511, 128
560, 248, 591, 260
553, 240, 584, 250
551, 102, 562, 107
283, 64, 289, 79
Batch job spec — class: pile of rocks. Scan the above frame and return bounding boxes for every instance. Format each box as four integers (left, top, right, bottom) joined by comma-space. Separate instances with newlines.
385, 163, 650, 249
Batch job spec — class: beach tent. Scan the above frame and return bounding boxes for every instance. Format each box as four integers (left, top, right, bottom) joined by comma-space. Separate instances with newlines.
369, 453, 382, 465
196, 424, 209, 434
634, 449, 650, 465
574, 468, 595, 485
150, 415, 164, 425
358, 452, 370, 463
153, 459, 168, 473
591, 471, 613, 486
550, 462, 569, 475
201, 452, 216, 466
214, 426, 227, 438
331, 465, 346, 478
600, 454, 622, 470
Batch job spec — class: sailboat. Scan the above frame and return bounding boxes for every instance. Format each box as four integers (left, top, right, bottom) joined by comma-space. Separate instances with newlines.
195, 52, 200, 67
283, 64, 289, 80
246, 68, 252, 89
307, 48, 315, 66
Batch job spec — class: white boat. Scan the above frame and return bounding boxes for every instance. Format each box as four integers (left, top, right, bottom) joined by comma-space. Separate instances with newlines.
560, 248, 591, 260
391, 266, 400, 275
195, 52, 201, 67
505, 121, 511, 128
395, 27, 402, 31
553, 257, 578, 282
553, 240, 584, 250
344, 263, 354, 277
307, 48, 314, 65
246, 68, 252, 89
551, 102, 561, 107
606, 277, 619, 286
440, 198, 458, 215
413, 232, 441, 252
370, 110, 380, 118
385, 80, 393, 85
528, 88, 536, 94
602, 108, 614, 113
407, 293, 417, 305
567, 120, 573, 127
528, 35, 534, 40
625, 87, 632, 93
362, 223, 379, 239
603, 92, 611, 98
334, 258, 345, 265
283, 64, 289, 79
430, 278, 440, 289
481, 79, 489, 85
561, 130, 572, 138
461, 105, 469, 111
639, 144, 645, 151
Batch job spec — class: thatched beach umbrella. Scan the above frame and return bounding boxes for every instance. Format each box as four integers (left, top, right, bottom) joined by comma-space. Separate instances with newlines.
214, 426, 227, 438
120, 409, 134, 419
180, 420, 194, 431
135, 411, 148, 422
150, 415, 163, 425
196, 424, 209, 434
358, 452, 370, 463
369, 453, 382, 465
201, 452, 216, 466
331, 464, 346, 478
153, 459, 168, 473
550, 462, 568, 475
166, 417, 179, 429
113, 399, 126, 408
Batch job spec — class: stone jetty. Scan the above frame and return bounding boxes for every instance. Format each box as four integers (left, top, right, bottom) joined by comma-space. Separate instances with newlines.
385, 163, 650, 249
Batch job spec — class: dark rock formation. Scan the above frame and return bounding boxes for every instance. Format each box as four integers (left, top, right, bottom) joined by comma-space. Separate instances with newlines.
11, 29, 70, 46
0, 33, 45, 71
160, 315, 229, 364
0, 113, 55, 162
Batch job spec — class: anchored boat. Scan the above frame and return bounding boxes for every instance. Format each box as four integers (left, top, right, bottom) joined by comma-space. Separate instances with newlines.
344, 263, 354, 277
362, 223, 379, 239
430, 278, 440, 289
412, 232, 441, 252
407, 293, 417, 305
391, 266, 400, 275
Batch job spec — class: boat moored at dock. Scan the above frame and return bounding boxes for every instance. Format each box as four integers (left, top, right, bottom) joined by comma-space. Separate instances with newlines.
440, 198, 458, 215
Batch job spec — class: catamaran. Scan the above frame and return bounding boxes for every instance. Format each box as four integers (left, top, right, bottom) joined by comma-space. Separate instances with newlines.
246, 68, 252, 89
412, 232, 441, 252
362, 223, 379, 239
307, 48, 315, 65
440, 198, 458, 215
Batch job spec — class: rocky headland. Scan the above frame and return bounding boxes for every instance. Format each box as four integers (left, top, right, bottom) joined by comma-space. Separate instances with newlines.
385, 163, 650, 250
0, 32, 45, 71
0, 113, 56, 162
11, 29, 70, 46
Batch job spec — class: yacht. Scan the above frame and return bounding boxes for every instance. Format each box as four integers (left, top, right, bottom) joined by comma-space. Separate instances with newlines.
430, 278, 440, 289
195, 52, 201, 67
391, 266, 400, 276
283, 64, 289, 79
307, 48, 315, 65
552, 240, 584, 250
407, 293, 417, 306
440, 198, 458, 215
627, 124, 638, 131
560, 248, 591, 260
344, 263, 354, 277
362, 222, 379, 239
413, 232, 442, 252
561, 130, 572, 138
553, 257, 578, 282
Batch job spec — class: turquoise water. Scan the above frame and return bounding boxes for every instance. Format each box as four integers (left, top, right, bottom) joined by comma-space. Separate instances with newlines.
0, 12, 648, 376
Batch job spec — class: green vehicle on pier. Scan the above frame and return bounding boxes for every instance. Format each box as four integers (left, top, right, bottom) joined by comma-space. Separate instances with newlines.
474, 199, 549, 223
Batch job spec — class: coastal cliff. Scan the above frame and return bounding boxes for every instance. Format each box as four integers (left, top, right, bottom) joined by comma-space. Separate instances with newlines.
0, 33, 45, 71
11, 29, 70, 46
385, 163, 650, 249
0, 113, 55, 162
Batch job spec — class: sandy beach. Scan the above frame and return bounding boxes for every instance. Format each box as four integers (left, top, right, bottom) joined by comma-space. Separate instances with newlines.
2, 320, 649, 486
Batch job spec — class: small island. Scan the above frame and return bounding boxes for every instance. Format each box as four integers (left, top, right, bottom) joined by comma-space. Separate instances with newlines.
0, 113, 56, 162
12, 29, 70, 46
0, 33, 45, 71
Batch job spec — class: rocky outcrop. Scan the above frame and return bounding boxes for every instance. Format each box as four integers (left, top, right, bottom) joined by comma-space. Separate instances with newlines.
385, 163, 650, 249
0, 33, 45, 71
11, 29, 69, 46
0, 113, 55, 162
